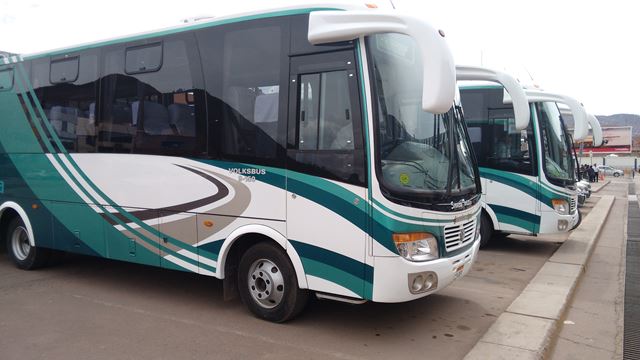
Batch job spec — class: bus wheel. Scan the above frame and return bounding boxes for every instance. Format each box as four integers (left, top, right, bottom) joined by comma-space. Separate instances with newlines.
238, 242, 308, 322
479, 212, 494, 248
6, 217, 51, 270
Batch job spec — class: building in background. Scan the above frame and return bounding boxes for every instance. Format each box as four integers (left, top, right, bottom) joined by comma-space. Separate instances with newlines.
574, 125, 638, 173
574, 126, 633, 155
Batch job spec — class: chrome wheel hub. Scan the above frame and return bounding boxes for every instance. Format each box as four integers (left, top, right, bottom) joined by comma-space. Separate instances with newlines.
11, 226, 31, 261
247, 258, 285, 309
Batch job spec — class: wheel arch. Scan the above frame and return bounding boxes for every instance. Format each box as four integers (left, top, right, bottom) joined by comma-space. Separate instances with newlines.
481, 202, 500, 232
217, 224, 308, 289
0, 202, 35, 246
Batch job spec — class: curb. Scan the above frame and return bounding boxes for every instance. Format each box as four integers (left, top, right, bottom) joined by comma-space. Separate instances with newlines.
592, 180, 610, 193
464, 195, 616, 360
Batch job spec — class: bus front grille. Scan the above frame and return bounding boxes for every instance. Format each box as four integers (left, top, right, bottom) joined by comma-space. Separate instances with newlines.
443, 219, 476, 252
570, 198, 577, 213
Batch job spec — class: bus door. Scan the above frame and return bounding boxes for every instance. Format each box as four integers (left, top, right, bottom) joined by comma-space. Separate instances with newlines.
485, 108, 537, 233
285, 50, 369, 298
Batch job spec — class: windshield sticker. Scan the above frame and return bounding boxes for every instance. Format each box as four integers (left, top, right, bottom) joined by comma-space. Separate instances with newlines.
399, 173, 410, 185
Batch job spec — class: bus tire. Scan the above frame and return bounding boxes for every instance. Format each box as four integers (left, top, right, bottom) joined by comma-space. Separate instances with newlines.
238, 242, 308, 322
479, 212, 493, 248
6, 217, 51, 270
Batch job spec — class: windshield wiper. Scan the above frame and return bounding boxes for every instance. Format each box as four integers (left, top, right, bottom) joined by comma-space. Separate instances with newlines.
445, 109, 457, 196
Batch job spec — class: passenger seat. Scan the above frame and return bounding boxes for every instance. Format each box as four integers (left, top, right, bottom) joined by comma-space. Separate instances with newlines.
132, 101, 173, 135
168, 103, 196, 136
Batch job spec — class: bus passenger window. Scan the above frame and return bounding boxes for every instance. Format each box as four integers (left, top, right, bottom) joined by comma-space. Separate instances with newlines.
218, 24, 283, 162
50, 57, 79, 83
125, 43, 162, 74
100, 34, 206, 156
31, 52, 99, 153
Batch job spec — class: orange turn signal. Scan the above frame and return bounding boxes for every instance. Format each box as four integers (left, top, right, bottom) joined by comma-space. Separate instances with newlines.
392, 232, 431, 244
203, 220, 214, 228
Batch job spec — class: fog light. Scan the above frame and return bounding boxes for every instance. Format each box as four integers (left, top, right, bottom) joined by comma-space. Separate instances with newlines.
411, 275, 425, 292
408, 271, 438, 294
423, 273, 437, 291
558, 220, 568, 231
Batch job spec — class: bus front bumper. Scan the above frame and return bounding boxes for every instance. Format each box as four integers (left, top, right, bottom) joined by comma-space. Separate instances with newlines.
538, 210, 581, 234
568, 210, 581, 230
371, 237, 481, 303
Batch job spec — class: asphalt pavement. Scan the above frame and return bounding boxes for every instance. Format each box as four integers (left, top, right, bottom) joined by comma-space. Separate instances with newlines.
0, 203, 596, 360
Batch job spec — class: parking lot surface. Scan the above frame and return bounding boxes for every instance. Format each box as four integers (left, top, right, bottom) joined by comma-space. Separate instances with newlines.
0, 205, 593, 360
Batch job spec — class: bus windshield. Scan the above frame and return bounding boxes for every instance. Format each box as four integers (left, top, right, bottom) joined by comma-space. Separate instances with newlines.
367, 33, 479, 209
536, 101, 576, 185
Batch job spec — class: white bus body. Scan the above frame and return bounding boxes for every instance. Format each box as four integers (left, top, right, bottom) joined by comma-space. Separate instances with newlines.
0, 4, 482, 321
459, 79, 585, 244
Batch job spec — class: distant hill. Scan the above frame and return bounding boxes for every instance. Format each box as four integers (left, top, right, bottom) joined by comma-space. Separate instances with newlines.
594, 114, 640, 136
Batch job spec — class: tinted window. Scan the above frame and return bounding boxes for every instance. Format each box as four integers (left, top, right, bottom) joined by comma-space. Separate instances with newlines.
31, 58, 49, 89
288, 51, 365, 186
298, 71, 354, 150
125, 43, 162, 74
50, 57, 79, 83
0, 68, 13, 91
461, 88, 536, 176
536, 102, 574, 184
101, 34, 206, 156
197, 17, 288, 165
32, 52, 99, 152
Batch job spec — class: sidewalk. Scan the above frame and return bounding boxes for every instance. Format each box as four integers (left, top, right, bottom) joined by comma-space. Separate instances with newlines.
591, 179, 610, 193
548, 181, 629, 359
464, 193, 616, 359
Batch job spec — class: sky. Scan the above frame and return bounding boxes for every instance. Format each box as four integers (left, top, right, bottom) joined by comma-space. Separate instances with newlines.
1, 0, 638, 116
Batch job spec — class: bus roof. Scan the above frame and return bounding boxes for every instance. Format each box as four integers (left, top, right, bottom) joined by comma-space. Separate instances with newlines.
6, 2, 456, 113
22, 3, 370, 61
457, 81, 502, 90
525, 89, 589, 140
456, 66, 530, 130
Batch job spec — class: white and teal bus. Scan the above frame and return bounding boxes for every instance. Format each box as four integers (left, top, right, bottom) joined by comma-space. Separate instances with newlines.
0, 5, 484, 322
573, 112, 602, 204
458, 79, 589, 245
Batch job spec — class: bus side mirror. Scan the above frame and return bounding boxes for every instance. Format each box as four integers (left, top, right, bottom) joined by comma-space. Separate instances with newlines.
308, 10, 456, 114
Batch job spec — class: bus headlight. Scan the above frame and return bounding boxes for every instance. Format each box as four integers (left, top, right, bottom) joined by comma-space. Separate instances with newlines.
552, 199, 570, 215
393, 232, 439, 262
